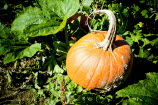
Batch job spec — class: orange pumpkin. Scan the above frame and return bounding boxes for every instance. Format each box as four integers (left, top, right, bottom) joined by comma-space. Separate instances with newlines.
66, 10, 133, 92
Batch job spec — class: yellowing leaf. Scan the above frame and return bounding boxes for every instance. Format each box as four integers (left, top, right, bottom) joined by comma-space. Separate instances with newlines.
55, 15, 67, 33
138, 22, 144, 28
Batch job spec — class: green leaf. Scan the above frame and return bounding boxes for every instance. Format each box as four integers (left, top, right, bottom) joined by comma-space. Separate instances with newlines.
122, 8, 129, 18
155, 13, 158, 21
0, 25, 10, 39
116, 72, 158, 105
141, 10, 148, 16
35, 83, 41, 90
0, 45, 10, 56
139, 46, 144, 58
55, 15, 67, 33
132, 6, 140, 11
34, 72, 41, 89
125, 36, 133, 46
3, 4, 8, 10
140, 0, 145, 3
53, 41, 67, 56
82, 0, 93, 8
11, 6, 66, 37
137, 22, 144, 28
141, 10, 148, 18
64, 75, 70, 84
42, 55, 64, 73
38, 0, 80, 19
3, 43, 41, 64
142, 38, 150, 47
54, 64, 64, 73
123, 31, 130, 36
69, 40, 76, 47
67, 81, 77, 92
49, 98, 61, 105
150, 38, 158, 46
6, 71, 12, 83
37, 90, 44, 95
76, 86, 83, 93
131, 33, 142, 43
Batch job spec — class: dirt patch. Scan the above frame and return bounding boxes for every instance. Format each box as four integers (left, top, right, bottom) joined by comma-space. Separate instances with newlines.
0, 91, 35, 104
0, 68, 36, 104
0, 56, 45, 105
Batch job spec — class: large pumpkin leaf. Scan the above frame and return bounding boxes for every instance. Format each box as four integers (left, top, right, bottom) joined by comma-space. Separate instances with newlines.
3, 43, 41, 64
0, 24, 10, 55
0, 23, 29, 56
0, 23, 10, 39
38, 0, 80, 19
11, 6, 67, 37
0, 45, 10, 56
116, 72, 158, 105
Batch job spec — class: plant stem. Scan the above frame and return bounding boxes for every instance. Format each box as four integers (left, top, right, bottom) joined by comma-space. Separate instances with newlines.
88, 10, 117, 52
64, 26, 69, 50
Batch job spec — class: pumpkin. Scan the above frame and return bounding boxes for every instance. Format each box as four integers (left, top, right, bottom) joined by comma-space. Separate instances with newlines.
66, 10, 133, 92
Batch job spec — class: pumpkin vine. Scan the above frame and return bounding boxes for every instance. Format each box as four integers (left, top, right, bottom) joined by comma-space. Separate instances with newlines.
87, 10, 117, 52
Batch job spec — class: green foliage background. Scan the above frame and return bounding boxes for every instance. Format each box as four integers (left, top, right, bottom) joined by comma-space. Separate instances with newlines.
0, 0, 158, 104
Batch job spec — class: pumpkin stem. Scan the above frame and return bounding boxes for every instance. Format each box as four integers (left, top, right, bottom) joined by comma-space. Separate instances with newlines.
87, 10, 116, 52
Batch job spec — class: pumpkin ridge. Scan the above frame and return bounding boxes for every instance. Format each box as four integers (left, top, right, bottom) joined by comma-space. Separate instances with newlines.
71, 40, 97, 51
114, 39, 131, 54
71, 47, 99, 84
113, 52, 123, 76
68, 44, 93, 61
115, 49, 130, 63
96, 51, 110, 89
71, 44, 92, 52
104, 52, 112, 90
111, 51, 119, 79
113, 49, 131, 78
113, 51, 126, 72
111, 51, 125, 88
86, 50, 103, 89
91, 32, 105, 42
71, 53, 92, 80
117, 45, 131, 56
67, 46, 92, 80
83, 38, 99, 44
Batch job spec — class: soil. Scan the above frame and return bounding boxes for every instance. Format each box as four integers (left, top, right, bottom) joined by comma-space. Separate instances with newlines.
0, 66, 36, 104
0, 57, 44, 105
0, 71, 34, 104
